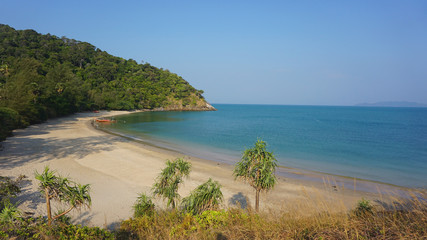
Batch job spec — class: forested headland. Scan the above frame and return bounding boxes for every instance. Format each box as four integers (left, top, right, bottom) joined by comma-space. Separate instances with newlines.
0, 24, 214, 141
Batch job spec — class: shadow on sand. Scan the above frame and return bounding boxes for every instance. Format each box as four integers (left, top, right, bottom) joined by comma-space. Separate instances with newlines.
0, 114, 128, 169
228, 192, 249, 209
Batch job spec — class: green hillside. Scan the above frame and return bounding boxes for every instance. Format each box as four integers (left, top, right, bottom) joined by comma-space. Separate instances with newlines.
0, 24, 214, 140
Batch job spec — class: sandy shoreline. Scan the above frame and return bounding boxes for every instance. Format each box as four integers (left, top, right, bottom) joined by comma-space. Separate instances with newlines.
0, 111, 412, 228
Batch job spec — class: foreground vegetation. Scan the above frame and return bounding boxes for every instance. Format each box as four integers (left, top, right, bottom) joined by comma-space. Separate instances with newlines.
1, 195, 426, 239
1, 168, 426, 239
0, 218, 113, 239
118, 200, 427, 239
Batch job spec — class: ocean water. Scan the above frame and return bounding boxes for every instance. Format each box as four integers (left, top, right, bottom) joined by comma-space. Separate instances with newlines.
101, 104, 427, 189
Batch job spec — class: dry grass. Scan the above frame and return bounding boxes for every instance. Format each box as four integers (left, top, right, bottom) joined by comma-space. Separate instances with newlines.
117, 190, 427, 240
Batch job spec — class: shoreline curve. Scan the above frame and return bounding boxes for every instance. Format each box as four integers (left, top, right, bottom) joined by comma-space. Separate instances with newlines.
0, 110, 420, 228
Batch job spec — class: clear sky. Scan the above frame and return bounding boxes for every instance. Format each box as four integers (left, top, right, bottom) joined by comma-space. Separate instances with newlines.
2, 0, 427, 105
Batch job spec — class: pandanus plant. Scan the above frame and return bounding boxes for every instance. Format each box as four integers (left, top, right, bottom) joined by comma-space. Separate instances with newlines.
152, 158, 191, 209
35, 166, 91, 225
181, 178, 223, 214
135, 158, 224, 217
233, 139, 278, 212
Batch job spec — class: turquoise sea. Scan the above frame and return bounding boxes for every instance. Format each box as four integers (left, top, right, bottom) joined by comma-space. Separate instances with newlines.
101, 104, 427, 189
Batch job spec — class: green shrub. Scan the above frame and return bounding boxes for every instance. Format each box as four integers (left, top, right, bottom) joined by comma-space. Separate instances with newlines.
53, 224, 114, 240
354, 198, 373, 216
169, 213, 198, 238
0, 202, 20, 223
0, 217, 114, 239
195, 210, 229, 229
0, 175, 25, 210
133, 193, 155, 217
0, 230, 8, 238
181, 178, 223, 215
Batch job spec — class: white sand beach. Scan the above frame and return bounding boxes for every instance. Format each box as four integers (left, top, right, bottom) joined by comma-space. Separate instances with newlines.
0, 111, 393, 228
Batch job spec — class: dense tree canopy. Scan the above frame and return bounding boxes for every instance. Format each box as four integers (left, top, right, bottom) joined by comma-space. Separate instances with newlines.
0, 24, 211, 140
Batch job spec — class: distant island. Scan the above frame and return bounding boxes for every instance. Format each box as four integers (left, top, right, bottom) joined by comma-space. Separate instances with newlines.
355, 101, 427, 108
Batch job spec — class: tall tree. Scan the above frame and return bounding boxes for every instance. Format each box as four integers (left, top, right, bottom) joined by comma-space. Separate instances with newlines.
35, 166, 91, 225
152, 158, 191, 209
233, 139, 278, 212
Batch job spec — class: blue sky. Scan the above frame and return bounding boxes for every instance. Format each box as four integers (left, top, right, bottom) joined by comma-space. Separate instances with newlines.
2, 0, 427, 105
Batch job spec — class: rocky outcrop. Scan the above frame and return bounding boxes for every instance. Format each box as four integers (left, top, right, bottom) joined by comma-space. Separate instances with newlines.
151, 94, 216, 111
153, 102, 216, 111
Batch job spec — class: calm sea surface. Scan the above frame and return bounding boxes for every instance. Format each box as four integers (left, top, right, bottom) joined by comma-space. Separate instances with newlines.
101, 104, 427, 189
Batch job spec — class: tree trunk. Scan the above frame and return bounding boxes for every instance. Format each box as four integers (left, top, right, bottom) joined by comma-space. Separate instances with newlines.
45, 188, 52, 226
52, 206, 74, 221
255, 189, 260, 212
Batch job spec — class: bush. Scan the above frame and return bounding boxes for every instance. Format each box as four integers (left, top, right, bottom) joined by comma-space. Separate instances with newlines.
133, 193, 155, 217
0, 107, 24, 141
0, 202, 20, 223
0, 217, 114, 239
195, 210, 229, 229
181, 178, 223, 215
0, 175, 25, 210
354, 198, 373, 216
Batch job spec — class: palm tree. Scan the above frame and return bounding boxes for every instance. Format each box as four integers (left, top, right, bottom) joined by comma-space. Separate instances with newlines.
35, 166, 91, 225
233, 139, 278, 212
152, 158, 191, 209
181, 178, 223, 215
